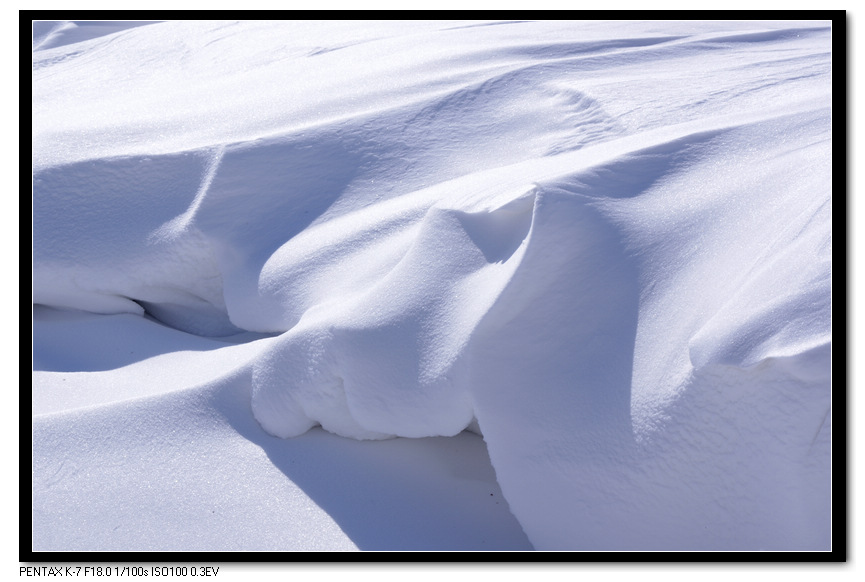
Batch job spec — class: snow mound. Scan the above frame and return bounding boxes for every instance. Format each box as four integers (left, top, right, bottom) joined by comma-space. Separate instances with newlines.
33, 20, 832, 551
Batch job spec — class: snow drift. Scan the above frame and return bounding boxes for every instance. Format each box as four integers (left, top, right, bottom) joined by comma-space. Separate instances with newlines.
32, 20, 832, 551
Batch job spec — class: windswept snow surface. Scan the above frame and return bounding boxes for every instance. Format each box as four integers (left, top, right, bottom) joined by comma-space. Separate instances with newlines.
32, 20, 832, 551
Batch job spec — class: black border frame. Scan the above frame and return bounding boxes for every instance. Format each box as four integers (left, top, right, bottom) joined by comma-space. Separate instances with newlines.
25, 10, 847, 563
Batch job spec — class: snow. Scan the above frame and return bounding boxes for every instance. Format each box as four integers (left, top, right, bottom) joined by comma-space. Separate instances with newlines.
31, 19, 833, 552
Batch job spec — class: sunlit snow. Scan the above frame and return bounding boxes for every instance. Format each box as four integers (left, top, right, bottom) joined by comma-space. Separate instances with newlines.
32, 19, 832, 551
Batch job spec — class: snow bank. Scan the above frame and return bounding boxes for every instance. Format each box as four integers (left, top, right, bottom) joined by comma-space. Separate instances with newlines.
32, 20, 832, 551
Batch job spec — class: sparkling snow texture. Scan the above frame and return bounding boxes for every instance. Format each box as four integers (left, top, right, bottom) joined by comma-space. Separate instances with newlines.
33, 20, 832, 551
